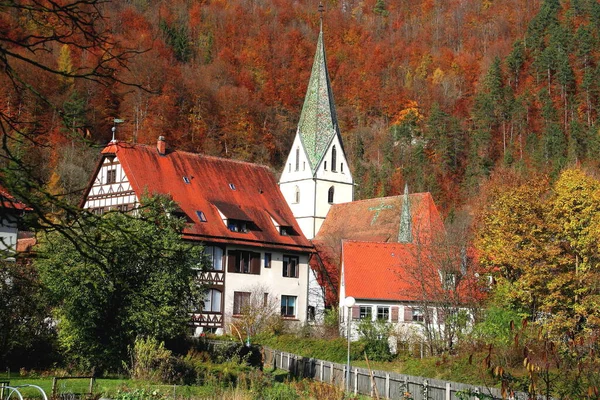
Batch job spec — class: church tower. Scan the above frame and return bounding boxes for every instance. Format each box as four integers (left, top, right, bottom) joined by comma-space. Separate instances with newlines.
279, 16, 353, 240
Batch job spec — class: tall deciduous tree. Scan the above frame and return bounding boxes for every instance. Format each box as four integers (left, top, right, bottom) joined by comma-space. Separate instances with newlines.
477, 168, 600, 338
35, 196, 204, 371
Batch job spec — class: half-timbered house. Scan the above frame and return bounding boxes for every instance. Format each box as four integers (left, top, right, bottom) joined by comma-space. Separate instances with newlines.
81, 138, 313, 334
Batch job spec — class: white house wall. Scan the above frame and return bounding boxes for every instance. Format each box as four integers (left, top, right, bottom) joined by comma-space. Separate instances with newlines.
0, 215, 18, 253
83, 156, 138, 211
224, 246, 309, 325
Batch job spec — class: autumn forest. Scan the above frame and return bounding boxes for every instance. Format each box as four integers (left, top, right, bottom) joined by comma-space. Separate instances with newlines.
3, 0, 600, 211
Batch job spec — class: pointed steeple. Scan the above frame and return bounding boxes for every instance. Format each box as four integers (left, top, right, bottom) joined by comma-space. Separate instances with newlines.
398, 184, 412, 243
296, 17, 340, 172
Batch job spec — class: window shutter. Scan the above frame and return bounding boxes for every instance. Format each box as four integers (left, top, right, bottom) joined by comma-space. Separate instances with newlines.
403, 306, 412, 322
250, 252, 261, 274
227, 250, 237, 273
391, 306, 399, 322
352, 306, 360, 320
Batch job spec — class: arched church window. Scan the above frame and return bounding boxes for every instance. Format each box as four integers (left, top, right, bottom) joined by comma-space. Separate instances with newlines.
328, 186, 335, 204
331, 146, 337, 172
294, 186, 300, 203
295, 147, 300, 171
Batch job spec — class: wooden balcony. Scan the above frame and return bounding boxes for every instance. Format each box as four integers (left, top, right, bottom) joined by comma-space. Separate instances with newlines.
196, 270, 224, 285
191, 312, 223, 328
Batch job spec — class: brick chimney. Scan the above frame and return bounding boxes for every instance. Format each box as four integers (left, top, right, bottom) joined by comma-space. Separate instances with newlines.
157, 136, 166, 156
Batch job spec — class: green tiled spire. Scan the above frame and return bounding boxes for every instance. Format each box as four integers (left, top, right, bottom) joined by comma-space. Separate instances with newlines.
398, 184, 412, 243
297, 23, 339, 172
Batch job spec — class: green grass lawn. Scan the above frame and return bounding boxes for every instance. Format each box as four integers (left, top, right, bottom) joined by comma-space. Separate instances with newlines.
0, 375, 219, 399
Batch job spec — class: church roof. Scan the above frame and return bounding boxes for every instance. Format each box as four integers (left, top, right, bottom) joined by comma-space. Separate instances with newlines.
314, 193, 444, 244
311, 192, 445, 306
297, 26, 341, 172
85, 141, 313, 252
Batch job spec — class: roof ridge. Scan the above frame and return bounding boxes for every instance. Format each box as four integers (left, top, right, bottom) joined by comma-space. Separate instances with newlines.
332, 192, 428, 206
343, 239, 415, 246
106, 141, 274, 171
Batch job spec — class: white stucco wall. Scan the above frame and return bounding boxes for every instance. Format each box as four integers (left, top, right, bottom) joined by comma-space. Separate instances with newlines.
224, 246, 310, 325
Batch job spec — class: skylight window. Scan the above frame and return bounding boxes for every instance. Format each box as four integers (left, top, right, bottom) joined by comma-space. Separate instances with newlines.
183, 176, 190, 184
196, 211, 207, 222
229, 183, 236, 190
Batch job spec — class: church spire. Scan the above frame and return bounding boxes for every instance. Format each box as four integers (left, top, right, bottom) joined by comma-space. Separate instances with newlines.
398, 184, 412, 243
296, 9, 340, 172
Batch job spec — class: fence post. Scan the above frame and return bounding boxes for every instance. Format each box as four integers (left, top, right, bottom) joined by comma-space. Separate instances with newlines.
386, 373, 390, 399
89, 377, 95, 396
423, 379, 428, 400
330, 363, 335, 384
52, 377, 57, 398
320, 361, 324, 382
446, 382, 451, 400
354, 368, 358, 396
343, 365, 347, 390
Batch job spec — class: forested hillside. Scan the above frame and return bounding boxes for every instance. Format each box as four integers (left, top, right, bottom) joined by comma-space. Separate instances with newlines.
2, 0, 600, 212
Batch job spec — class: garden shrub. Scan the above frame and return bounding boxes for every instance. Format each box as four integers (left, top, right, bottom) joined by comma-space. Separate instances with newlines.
129, 337, 172, 382
356, 319, 394, 362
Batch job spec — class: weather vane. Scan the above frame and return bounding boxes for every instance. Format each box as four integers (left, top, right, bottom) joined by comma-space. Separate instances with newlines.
111, 118, 125, 142
318, 2, 324, 25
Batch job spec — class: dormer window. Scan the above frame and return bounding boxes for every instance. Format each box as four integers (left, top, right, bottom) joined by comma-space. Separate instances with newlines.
227, 219, 248, 233
229, 183, 236, 190
183, 176, 190, 184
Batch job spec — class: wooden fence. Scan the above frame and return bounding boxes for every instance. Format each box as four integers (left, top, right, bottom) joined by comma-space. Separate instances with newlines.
263, 347, 533, 400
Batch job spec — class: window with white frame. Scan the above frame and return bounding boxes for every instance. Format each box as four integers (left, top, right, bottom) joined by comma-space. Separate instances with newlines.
412, 308, 424, 322
281, 295, 296, 318
377, 306, 390, 321
360, 306, 372, 320
203, 289, 222, 313
204, 246, 223, 271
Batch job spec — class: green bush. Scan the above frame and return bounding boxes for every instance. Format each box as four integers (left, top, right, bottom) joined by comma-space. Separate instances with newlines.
356, 319, 394, 362
129, 337, 172, 382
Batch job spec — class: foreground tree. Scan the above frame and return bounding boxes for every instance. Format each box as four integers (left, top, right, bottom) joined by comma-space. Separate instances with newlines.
0, 259, 57, 369
35, 196, 204, 371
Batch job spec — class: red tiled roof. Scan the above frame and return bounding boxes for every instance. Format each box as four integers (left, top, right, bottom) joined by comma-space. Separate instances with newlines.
16, 237, 36, 253
342, 241, 481, 303
315, 193, 444, 244
0, 184, 30, 211
343, 241, 423, 301
311, 193, 445, 305
86, 141, 313, 252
